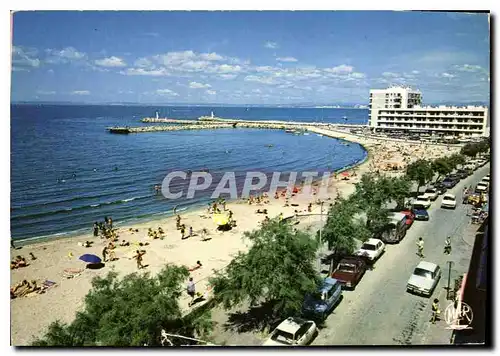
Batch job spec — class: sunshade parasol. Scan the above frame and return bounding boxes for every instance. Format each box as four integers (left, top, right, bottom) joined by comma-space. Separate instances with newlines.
212, 213, 230, 226
79, 254, 102, 264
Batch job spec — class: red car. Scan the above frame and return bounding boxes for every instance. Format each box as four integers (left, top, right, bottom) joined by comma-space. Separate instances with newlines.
331, 256, 367, 290
400, 210, 415, 228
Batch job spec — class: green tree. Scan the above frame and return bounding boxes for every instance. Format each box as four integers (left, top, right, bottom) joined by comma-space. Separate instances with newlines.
210, 218, 320, 327
322, 196, 370, 253
446, 153, 466, 170
405, 159, 434, 194
460, 143, 479, 158
431, 157, 452, 182
32, 265, 212, 346
387, 176, 412, 210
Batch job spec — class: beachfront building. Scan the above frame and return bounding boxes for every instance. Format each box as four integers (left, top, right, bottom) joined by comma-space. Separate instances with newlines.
368, 86, 489, 138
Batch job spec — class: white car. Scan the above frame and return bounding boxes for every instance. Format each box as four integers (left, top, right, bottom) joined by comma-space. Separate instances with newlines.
423, 187, 439, 201
413, 195, 431, 209
354, 238, 385, 262
441, 194, 457, 209
263, 317, 317, 346
483, 175, 490, 183
406, 261, 442, 297
475, 182, 488, 193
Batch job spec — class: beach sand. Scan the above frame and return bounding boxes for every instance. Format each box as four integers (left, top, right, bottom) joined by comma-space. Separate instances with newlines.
10, 127, 460, 345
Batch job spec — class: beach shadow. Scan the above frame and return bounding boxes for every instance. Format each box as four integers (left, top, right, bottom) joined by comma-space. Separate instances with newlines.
190, 295, 207, 307
224, 300, 281, 333
86, 262, 105, 270
201, 238, 212, 242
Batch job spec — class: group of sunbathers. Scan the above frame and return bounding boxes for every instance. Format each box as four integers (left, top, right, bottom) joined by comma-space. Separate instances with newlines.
147, 227, 165, 240
10, 253, 35, 270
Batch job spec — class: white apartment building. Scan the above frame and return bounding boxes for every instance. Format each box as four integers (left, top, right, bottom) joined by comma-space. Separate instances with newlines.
368, 86, 488, 137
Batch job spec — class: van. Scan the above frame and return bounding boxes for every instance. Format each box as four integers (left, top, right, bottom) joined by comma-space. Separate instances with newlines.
376, 212, 408, 244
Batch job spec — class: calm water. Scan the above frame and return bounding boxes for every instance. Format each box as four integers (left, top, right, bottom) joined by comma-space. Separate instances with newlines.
11, 104, 368, 242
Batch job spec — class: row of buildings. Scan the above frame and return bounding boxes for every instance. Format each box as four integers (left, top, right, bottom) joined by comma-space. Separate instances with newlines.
368, 86, 489, 138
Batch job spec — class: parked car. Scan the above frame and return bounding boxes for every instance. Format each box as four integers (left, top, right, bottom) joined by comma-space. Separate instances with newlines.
482, 174, 490, 183
354, 238, 385, 262
434, 182, 448, 195
412, 205, 429, 221
375, 212, 408, 243
441, 177, 458, 189
400, 210, 415, 227
331, 256, 367, 290
475, 182, 488, 193
441, 194, 457, 209
456, 169, 470, 178
406, 261, 442, 297
413, 195, 431, 209
423, 187, 439, 201
302, 277, 342, 320
263, 317, 317, 346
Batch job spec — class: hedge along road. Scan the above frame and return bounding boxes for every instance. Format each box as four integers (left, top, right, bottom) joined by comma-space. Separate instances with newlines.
312, 164, 490, 346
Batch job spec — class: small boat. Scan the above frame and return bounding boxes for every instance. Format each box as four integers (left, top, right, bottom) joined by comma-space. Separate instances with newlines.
317, 134, 323, 137
285, 129, 294, 133
303, 133, 310, 136
265, 144, 274, 148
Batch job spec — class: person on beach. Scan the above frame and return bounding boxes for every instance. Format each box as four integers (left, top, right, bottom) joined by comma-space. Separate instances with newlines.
158, 227, 164, 237
187, 277, 196, 306
102, 245, 108, 262
10, 239, 15, 249
189, 226, 193, 237
181, 225, 186, 239
108, 217, 113, 229
308, 203, 312, 212
176, 215, 181, 230
29, 252, 36, 260
133, 250, 145, 269
93, 222, 99, 237
201, 228, 209, 241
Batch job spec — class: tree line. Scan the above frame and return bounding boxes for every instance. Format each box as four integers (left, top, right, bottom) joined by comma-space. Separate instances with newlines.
32, 139, 489, 346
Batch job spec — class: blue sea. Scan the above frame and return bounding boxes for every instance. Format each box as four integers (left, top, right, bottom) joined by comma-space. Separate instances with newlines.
10, 104, 369, 243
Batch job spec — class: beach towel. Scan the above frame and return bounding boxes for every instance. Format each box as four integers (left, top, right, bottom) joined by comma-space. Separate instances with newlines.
62, 268, 83, 279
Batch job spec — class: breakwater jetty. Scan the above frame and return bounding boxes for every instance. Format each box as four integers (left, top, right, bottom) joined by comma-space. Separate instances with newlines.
108, 117, 368, 134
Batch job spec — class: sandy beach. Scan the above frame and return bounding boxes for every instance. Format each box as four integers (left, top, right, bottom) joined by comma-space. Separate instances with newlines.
10, 127, 461, 345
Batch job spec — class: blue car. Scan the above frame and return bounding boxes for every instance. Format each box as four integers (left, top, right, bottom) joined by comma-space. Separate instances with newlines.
302, 277, 343, 320
412, 207, 429, 221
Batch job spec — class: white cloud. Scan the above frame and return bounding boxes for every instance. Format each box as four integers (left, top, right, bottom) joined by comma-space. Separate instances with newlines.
45, 47, 86, 63
199, 52, 224, 61
441, 72, 455, 78
244, 75, 276, 85
412, 70, 420, 74
12, 46, 40, 68
71, 90, 90, 95
95, 56, 127, 67
218, 74, 237, 80
11, 67, 30, 72
264, 41, 279, 49
350, 72, 366, 79
156, 89, 179, 96
121, 68, 170, 76
382, 72, 399, 78
325, 64, 354, 74
276, 57, 298, 63
134, 57, 154, 68
453, 64, 484, 72
215, 64, 242, 73
206, 90, 217, 95
255, 66, 275, 73
189, 81, 211, 89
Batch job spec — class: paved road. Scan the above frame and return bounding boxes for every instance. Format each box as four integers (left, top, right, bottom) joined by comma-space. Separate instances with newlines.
312, 164, 490, 346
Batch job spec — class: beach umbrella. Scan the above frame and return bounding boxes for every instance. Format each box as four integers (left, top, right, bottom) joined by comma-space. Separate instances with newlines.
212, 213, 230, 226
79, 254, 102, 264
340, 171, 350, 177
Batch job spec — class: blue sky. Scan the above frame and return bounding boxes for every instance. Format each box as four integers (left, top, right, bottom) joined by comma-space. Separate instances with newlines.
11, 11, 490, 105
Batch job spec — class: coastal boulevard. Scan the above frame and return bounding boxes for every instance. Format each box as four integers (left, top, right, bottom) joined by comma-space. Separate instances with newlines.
311, 164, 489, 346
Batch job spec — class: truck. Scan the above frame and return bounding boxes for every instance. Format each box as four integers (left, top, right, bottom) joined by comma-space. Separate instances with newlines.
331, 256, 367, 290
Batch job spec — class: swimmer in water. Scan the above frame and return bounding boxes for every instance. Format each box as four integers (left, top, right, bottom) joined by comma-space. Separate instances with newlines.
93, 168, 97, 172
